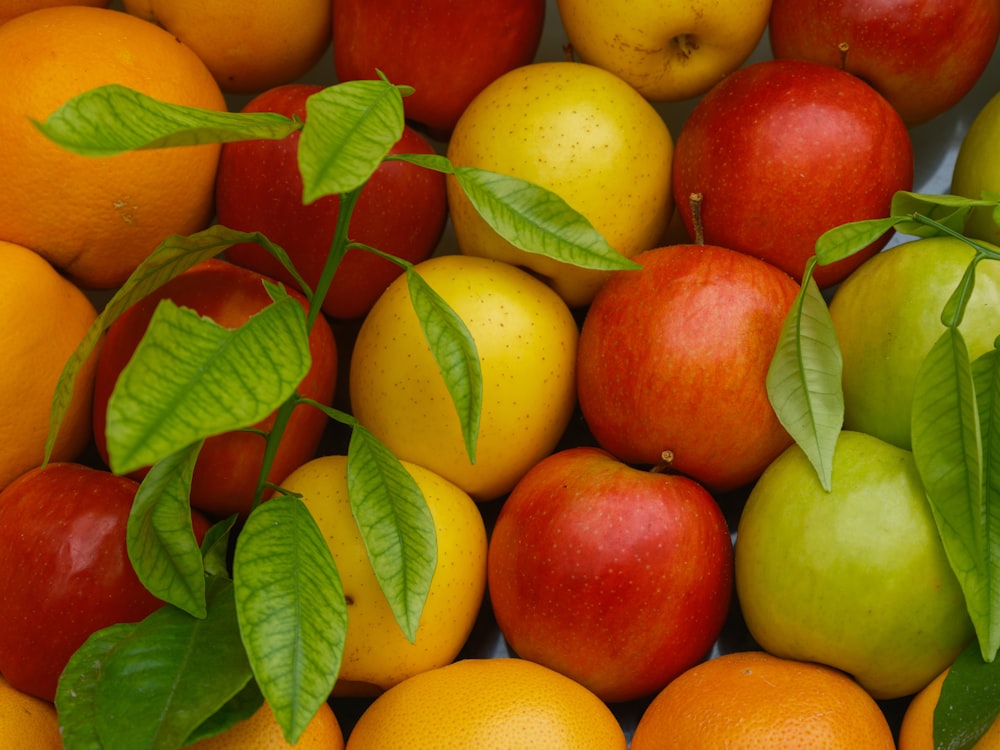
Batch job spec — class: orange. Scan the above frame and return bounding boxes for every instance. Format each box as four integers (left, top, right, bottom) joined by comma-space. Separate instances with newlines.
345, 657, 627, 749
187, 700, 344, 749
0, 240, 98, 492
122, 0, 331, 94
899, 666, 1000, 750
0, 673, 61, 749
631, 651, 896, 749
0, 0, 110, 26
0, 6, 226, 289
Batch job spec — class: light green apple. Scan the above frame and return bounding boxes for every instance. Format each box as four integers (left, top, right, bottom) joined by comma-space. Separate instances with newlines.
952, 88, 1000, 245
734, 430, 974, 701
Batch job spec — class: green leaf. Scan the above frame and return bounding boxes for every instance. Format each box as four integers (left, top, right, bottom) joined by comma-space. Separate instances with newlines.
892, 191, 999, 238
407, 268, 482, 463
94, 577, 254, 750
233, 496, 346, 744
814, 217, 899, 266
200, 516, 238, 580
452, 166, 639, 271
127, 443, 207, 618
388, 152, 454, 173
33, 83, 300, 157
105, 286, 311, 475
766, 261, 843, 491
347, 426, 437, 643
298, 79, 406, 203
182, 680, 264, 746
911, 328, 995, 659
934, 641, 1000, 750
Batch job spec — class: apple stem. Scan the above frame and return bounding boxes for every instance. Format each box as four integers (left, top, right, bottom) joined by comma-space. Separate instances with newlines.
838, 42, 850, 70
650, 450, 676, 474
689, 193, 705, 245
563, 43, 576, 62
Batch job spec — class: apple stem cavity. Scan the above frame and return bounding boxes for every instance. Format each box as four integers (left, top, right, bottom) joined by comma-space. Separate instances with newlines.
671, 34, 699, 60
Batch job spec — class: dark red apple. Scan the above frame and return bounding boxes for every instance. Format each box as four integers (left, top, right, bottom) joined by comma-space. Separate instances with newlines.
216, 83, 449, 321
487, 446, 734, 704
671, 59, 914, 288
92, 258, 338, 519
331, 0, 546, 139
576, 243, 800, 493
0, 462, 211, 702
769, 0, 1000, 126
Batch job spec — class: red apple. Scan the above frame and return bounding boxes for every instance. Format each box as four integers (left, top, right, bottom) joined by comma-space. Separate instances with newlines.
0, 462, 211, 702
92, 259, 338, 519
487, 446, 734, 704
216, 83, 448, 321
769, 0, 1000, 126
331, 0, 546, 139
671, 59, 914, 288
576, 244, 800, 493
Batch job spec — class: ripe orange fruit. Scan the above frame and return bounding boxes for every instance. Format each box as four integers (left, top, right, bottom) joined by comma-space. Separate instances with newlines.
345, 658, 628, 749
187, 700, 344, 750
0, 6, 226, 289
0, 0, 110, 26
899, 666, 1000, 750
0, 240, 98, 491
631, 651, 896, 749
0, 673, 61, 749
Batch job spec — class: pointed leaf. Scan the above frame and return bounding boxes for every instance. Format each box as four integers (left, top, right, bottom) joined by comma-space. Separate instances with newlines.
106, 288, 310, 475
233, 496, 346, 744
34, 83, 300, 157
127, 443, 207, 617
892, 191, 1000, 239
814, 217, 900, 266
766, 263, 843, 491
935, 641, 1000, 750
200, 516, 238, 580
347, 426, 437, 642
407, 268, 482, 463
452, 166, 639, 271
182, 681, 264, 746
298, 79, 406, 202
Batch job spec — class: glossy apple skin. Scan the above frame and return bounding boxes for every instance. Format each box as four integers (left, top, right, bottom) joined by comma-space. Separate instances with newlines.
487, 446, 734, 704
769, 0, 1000, 126
92, 259, 338, 519
216, 83, 448, 321
672, 59, 913, 289
576, 244, 799, 493
0, 463, 211, 702
332, 0, 545, 138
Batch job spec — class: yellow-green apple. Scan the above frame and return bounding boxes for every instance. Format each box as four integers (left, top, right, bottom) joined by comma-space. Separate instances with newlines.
487, 446, 733, 703
349, 254, 578, 502
332, 0, 545, 139
576, 243, 799, 493
92, 259, 338, 520
952, 88, 1000, 246
0, 463, 211, 702
829, 235, 1000, 450
216, 83, 448, 321
446, 60, 674, 308
671, 59, 914, 289
734, 430, 974, 700
769, 0, 1000, 126
555, 0, 771, 102
280, 455, 487, 696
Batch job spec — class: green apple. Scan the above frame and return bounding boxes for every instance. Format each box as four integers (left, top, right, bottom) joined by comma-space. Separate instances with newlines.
555, 0, 771, 102
349, 254, 579, 502
829, 235, 1000, 450
734, 430, 974, 701
952, 88, 1000, 246
446, 61, 674, 308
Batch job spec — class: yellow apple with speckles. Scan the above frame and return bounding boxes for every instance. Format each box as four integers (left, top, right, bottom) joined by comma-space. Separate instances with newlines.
555, 0, 771, 102
349, 254, 579, 501
446, 61, 673, 308
280, 454, 487, 696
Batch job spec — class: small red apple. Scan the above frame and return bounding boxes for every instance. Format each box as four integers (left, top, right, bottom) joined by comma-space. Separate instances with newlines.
671, 59, 914, 288
576, 243, 800, 493
331, 0, 546, 139
92, 259, 338, 519
0, 462, 211, 702
487, 446, 734, 704
769, 0, 1000, 126
216, 83, 448, 321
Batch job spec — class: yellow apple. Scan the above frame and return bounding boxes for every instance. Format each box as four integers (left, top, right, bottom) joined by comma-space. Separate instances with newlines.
952, 88, 1000, 246
446, 61, 673, 308
280, 454, 487, 696
349, 254, 579, 501
555, 0, 772, 102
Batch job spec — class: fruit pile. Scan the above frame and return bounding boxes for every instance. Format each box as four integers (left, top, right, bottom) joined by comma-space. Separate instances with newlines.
1, 1, 999, 748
